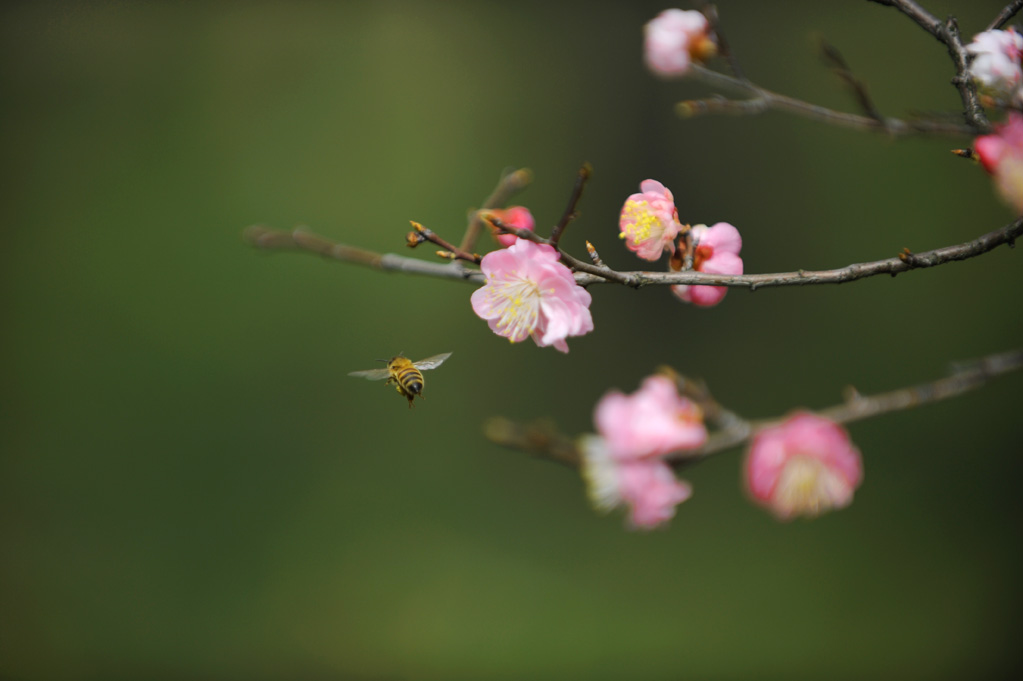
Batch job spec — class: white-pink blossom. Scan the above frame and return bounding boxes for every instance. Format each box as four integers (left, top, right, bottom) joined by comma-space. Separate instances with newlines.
745, 412, 863, 521
975, 112, 1023, 215
966, 28, 1023, 102
671, 222, 743, 307
644, 9, 717, 77
594, 375, 707, 459
619, 179, 682, 261
580, 435, 693, 530
470, 239, 593, 353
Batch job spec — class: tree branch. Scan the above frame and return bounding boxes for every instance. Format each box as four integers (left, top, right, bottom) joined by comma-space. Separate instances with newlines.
682, 64, 976, 136
245, 217, 1023, 290
988, 0, 1023, 31
865, 1, 989, 131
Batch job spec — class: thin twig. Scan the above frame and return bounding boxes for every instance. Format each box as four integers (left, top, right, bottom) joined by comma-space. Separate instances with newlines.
549, 163, 592, 248
407, 221, 481, 264
819, 39, 884, 123
459, 168, 533, 254
988, 0, 1023, 31
243, 225, 482, 283
683, 64, 975, 136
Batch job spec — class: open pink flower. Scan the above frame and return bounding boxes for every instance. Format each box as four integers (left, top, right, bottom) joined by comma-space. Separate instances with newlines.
594, 375, 706, 459
745, 412, 863, 521
471, 239, 593, 353
670, 222, 743, 307
580, 435, 693, 529
974, 112, 1023, 215
644, 9, 717, 77
967, 28, 1023, 102
619, 179, 682, 261
486, 206, 535, 247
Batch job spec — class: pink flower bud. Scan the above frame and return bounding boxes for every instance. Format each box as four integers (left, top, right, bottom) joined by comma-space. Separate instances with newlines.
670, 222, 743, 307
471, 239, 593, 353
486, 206, 536, 247
580, 435, 693, 529
974, 112, 1023, 215
644, 9, 717, 78
745, 412, 863, 521
594, 375, 707, 460
619, 179, 682, 261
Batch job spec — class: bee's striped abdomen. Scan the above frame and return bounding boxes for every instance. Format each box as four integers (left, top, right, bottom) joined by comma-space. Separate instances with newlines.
395, 366, 424, 396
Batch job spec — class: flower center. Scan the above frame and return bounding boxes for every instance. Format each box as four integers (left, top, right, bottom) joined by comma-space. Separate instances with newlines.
774, 456, 845, 518
486, 273, 541, 343
693, 244, 713, 271
620, 199, 660, 244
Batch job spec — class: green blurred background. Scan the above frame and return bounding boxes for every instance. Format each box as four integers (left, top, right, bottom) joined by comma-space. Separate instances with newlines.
3, 1, 1022, 679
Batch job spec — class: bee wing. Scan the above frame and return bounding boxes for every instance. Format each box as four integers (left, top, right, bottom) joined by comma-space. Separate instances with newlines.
412, 352, 452, 371
348, 368, 392, 381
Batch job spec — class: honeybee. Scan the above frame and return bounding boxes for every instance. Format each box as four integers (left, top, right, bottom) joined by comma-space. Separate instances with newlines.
348, 352, 452, 408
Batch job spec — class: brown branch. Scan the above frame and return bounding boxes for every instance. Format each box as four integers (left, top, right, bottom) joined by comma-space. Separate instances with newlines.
459, 168, 533, 254
243, 225, 484, 283
988, 1, 1023, 31
549, 163, 592, 248
865, 1, 989, 131
683, 64, 975, 136
819, 39, 884, 124
484, 348, 1023, 470
407, 221, 481, 264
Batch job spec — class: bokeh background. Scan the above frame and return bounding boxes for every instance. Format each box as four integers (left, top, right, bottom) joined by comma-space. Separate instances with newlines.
3, 1, 1022, 679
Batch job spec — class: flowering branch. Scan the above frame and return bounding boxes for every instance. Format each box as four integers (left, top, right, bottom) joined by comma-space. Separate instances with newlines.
484, 348, 1023, 469
245, 215, 1023, 290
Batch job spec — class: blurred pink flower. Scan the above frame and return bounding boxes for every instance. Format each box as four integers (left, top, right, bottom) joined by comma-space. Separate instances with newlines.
644, 9, 717, 77
974, 112, 1023, 215
486, 206, 535, 247
745, 412, 863, 521
966, 28, 1023, 102
619, 179, 682, 261
594, 375, 706, 459
671, 222, 743, 307
471, 239, 593, 353
580, 435, 693, 529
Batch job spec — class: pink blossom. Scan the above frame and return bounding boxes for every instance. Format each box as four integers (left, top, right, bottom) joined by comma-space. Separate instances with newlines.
644, 9, 717, 77
966, 28, 1023, 102
619, 179, 682, 261
671, 222, 743, 307
580, 435, 693, 529
470, 239, 593, 353
486, 206, 535, 247
974, 112, 1023, 215
594, 375, 707, 459
745, 412, 864, 521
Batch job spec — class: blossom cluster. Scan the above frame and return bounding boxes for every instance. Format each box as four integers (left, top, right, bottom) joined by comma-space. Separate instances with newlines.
974, 112, 1023, 215
580, 375, 706, 529
620, 179, 744, 307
